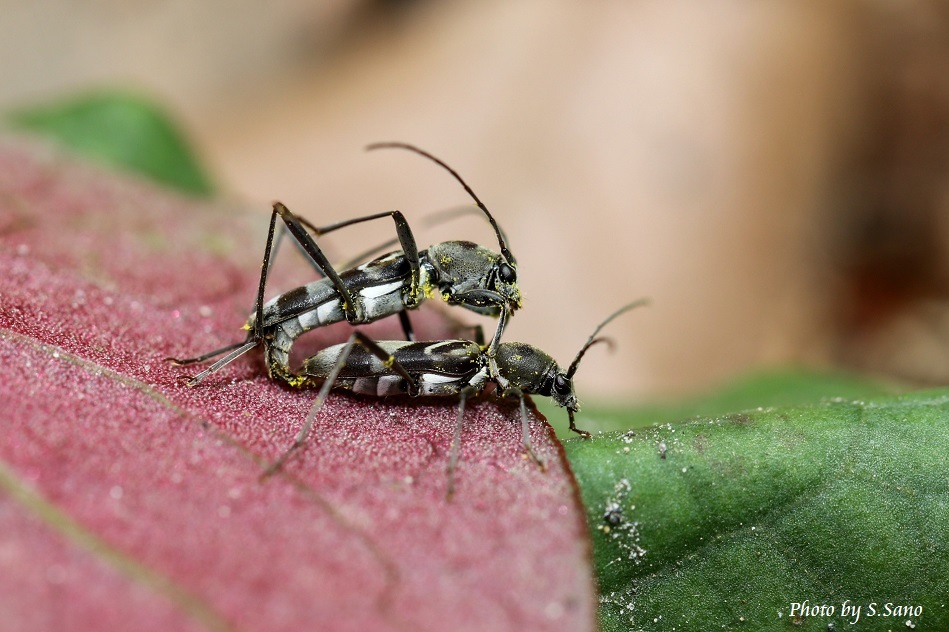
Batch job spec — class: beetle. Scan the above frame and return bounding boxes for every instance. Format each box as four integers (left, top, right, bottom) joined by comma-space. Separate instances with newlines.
264, 299, 648, 496
169, 143, 522, 387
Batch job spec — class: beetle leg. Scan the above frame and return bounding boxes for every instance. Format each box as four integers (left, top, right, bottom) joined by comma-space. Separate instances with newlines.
515, 389, 545, 471
262, 331, 422, 477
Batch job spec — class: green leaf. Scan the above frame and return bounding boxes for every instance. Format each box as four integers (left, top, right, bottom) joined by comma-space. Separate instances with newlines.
565, 388, 948, 631
8, 91, 213, 196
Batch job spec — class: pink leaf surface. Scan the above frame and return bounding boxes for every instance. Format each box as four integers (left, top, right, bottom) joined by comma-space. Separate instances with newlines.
0, 137, 596, 631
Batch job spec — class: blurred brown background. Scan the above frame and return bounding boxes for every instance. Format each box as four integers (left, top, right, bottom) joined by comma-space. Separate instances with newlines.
4, 0, 949, 399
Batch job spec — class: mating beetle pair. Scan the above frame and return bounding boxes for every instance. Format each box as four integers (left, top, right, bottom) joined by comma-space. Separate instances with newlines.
170, 143, 643, 492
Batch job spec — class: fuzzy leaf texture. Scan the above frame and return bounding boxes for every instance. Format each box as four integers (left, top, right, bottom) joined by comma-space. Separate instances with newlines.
0, 136, 596, 632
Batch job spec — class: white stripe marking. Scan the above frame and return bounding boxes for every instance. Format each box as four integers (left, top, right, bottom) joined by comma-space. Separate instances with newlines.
359, 281, 404, 300
420, 373, 459, 384
423, 340, 458, 354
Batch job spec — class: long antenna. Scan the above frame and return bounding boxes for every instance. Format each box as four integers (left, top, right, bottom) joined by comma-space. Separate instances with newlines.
566, 298, 649, 378
366, 142, 515, 265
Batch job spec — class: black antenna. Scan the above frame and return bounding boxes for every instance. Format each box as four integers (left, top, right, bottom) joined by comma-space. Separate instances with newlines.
566, 298, 649, 378
366, 142, 515, 265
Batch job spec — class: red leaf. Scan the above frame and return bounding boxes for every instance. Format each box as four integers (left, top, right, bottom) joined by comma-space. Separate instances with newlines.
0, 137, 596, 631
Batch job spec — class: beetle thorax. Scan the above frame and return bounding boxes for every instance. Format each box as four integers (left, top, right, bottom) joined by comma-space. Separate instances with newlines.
427, 241, 521, 315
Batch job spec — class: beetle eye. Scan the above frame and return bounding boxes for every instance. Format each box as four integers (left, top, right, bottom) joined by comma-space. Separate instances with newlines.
498, 262, 516, 283
553, 374, 571, 396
